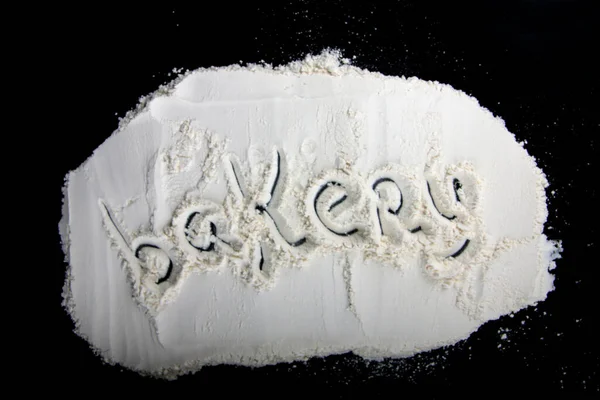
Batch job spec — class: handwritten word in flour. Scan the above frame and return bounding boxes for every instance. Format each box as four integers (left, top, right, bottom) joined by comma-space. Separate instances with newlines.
100, 145, 483, 311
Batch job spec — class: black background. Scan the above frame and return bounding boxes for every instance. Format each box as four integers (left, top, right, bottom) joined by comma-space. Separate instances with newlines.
43, 0, 598, 396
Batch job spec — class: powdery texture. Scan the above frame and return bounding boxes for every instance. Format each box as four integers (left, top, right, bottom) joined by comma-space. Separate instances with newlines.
59, 50, 560, 379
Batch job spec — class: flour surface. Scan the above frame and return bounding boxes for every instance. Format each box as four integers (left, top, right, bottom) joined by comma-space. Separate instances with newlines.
59, 51, 560, 378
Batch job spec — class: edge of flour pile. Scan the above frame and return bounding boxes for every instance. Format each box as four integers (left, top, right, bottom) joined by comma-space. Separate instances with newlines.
58, 49, 561, 379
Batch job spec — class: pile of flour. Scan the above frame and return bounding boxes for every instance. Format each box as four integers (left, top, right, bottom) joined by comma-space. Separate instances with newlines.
59, 50, 561, 379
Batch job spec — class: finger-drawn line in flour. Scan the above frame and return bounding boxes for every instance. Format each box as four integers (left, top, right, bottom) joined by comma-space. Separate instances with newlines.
267, 151, 281, 207
229, 160, 247, 198
184, 213, 217, 252
375, 209, 383, 234
100, 200, 175, 285
427, 181, 456, 220
328, 194, 348, 212
255, 151, 281, 213
100, 201, 131, 246
372, 178, 403, 215
448, 239, 470, 259
228, 150, 308, 248
314, 181, 360, 236
453, 178, 462, 203
135, 244, 174, 284
260, 208, 308, 247
259, 246, 265, 271
372, 177, 403, 235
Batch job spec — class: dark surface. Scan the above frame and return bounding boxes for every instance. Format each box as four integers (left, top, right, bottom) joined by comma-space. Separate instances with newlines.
45, 0, 597, 395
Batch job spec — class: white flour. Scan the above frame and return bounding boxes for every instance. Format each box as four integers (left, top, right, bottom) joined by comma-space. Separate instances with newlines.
59, 50, 560, 379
